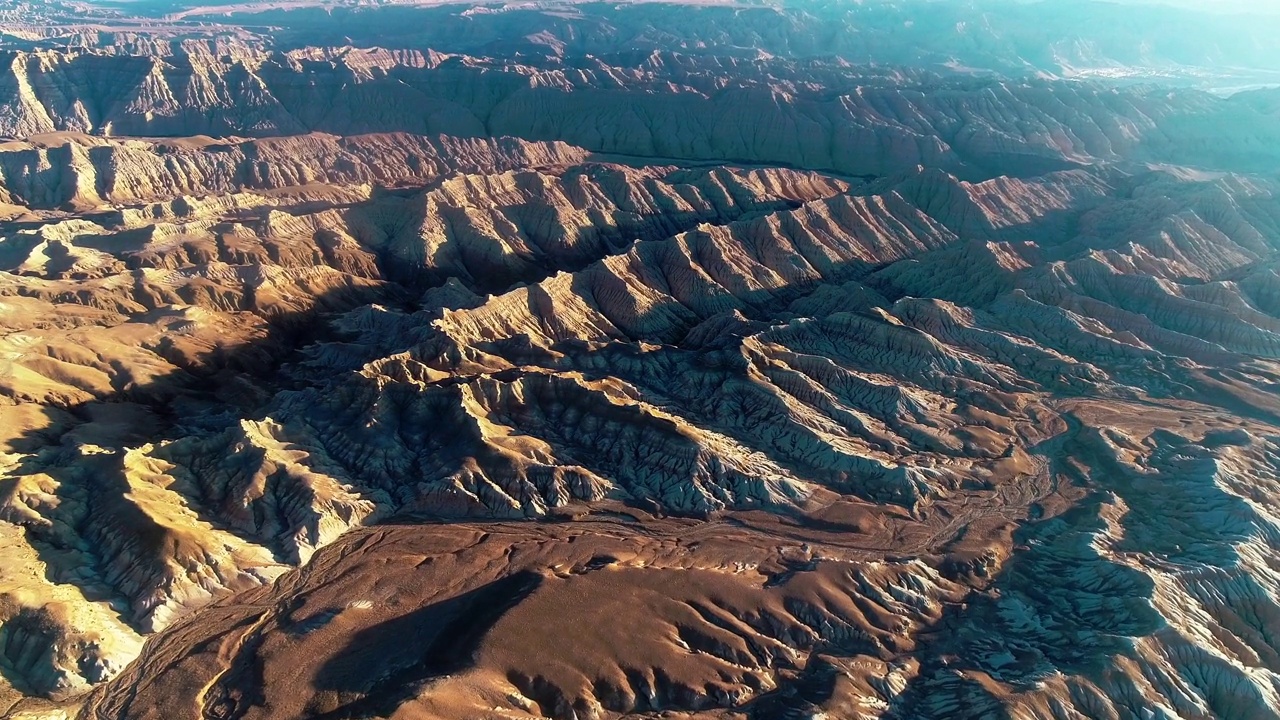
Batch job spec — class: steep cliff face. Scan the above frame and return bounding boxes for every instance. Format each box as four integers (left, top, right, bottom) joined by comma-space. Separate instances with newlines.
4, 48, 1280, 179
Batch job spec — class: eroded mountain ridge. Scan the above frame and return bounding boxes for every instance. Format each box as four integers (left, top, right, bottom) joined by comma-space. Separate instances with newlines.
4, 3, 1280, 719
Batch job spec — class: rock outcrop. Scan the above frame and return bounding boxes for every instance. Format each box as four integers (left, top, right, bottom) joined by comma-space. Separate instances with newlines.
4, 46, 1280, 179
1, 2, 1280, 719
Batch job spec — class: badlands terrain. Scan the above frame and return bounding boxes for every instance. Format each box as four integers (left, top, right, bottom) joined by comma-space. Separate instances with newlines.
4, 1, 1280, 718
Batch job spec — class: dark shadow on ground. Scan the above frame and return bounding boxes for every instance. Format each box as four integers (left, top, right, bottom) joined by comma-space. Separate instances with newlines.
307, 570, 542, 719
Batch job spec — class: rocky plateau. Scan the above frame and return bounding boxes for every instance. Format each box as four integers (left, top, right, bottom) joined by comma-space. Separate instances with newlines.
3, 1, 1280, 719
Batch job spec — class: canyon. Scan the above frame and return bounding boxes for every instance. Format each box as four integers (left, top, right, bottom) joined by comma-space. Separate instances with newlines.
2, 1, 1280, 719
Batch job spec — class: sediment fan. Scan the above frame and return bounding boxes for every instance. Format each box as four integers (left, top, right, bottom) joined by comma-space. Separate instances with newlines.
3, 1, 1280, 719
